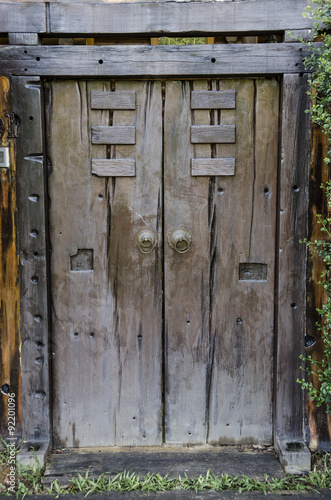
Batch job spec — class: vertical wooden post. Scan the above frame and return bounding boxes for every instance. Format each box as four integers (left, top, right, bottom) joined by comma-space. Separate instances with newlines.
0, 76, 21, 440
12, 76, 50, 465
275, 74, 311, 473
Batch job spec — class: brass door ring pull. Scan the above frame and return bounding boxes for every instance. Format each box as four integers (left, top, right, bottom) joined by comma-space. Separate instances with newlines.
168, 227, 192, 254
135, 229, 157, 253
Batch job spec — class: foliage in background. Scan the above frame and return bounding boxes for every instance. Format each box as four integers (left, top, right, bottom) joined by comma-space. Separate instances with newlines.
159, 37, 206, 45
297, 0, 331, 413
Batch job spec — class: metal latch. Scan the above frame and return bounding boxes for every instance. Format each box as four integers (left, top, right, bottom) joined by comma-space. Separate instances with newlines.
0, 147, 10, 168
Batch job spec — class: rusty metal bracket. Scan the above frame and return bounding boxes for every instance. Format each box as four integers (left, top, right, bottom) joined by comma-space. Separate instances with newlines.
7, 113, 18, 138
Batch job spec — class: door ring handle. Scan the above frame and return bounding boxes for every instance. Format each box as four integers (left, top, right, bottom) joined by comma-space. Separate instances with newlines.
168, 227, 192, 254
135, 228, 157, 254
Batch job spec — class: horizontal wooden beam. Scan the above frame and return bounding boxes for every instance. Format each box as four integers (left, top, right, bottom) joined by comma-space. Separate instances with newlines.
0, 44, 312, 77
0, 3, 46, 34
49, 0, 313, 35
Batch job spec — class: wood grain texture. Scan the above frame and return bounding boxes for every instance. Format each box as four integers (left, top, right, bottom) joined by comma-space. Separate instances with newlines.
0, 3, 46, 33
164, 79, 211, 444
306, 122, 331, 451
49, 0, 313, 34
191, 125, 235, 144
48, 80, 163, 447
8, 33, 39, 45
12, 76, 50, 442
0, 44, 312, 78
91, 91, 136, 110
0, 76, 21, 439
92, 126, 135, 145
207, 78, 279, 445
275, 74, 310, 444
91, 159, 135, 177
191, 158, 235, 176
191, 91, 235, 110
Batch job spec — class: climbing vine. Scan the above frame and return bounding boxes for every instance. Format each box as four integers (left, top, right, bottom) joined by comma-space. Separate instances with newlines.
297, 0, 331, 413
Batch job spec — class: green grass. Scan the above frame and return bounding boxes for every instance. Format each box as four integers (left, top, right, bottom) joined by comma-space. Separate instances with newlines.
0, 443, 331, 497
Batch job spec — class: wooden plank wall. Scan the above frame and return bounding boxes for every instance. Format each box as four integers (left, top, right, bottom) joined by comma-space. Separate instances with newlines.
0, 76, 21, 439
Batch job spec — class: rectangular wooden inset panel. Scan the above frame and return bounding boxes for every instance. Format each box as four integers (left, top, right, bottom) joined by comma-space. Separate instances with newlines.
239, 263, 267, 281
191, 91, 236, 110
191, 125, 235, 144
91, 91, 136, 110
91, 126, 135, 145
92, 159, 135, 177
70, 249, 94, 271
191, 158, 235, 176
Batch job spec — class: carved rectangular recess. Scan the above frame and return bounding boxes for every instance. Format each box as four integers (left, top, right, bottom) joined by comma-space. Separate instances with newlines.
191, 90, 236, 109
191, 158, 235, 176
91, 91, 136, 110
191, 125, 235, 144
70, 249, 94, 271
92, 159, 135, 177
239, 263, 267, 281
91, 126, 136, 145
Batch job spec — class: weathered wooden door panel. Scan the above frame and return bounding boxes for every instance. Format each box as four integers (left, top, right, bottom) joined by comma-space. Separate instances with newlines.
47, 80, 163, 447
164, 79, 279, 445
48, 77, 279, 447
207, 79, 279, 444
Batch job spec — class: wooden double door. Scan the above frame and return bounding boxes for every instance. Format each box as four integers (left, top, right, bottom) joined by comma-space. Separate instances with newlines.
47, 78, 279, 447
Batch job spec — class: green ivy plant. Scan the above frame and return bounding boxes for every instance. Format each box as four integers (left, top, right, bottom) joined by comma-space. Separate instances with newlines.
297, 0, 331, 413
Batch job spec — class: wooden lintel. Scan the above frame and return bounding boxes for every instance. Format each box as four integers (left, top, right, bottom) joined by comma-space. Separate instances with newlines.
0, 3, 46, 34
0, 44, 315, 77
49, 0, 313, 35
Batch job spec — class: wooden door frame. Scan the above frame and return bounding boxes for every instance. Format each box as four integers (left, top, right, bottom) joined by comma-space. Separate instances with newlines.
0, 0, 315, 473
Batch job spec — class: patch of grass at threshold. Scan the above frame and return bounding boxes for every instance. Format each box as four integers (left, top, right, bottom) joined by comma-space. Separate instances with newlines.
1, 443, 331, 497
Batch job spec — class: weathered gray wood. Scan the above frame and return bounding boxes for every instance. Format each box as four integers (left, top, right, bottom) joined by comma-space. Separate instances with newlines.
8, 33, 39, 45
207, 78, 279, 445
49, 0, 313, 35
42, 448, 284, 486
191, 91, 235, 110
91, 126, 135, 145
49, 80, 163, 447
0, 3, 46, 33
239, 263, 268, 281
191, 125, 235, 144
275, 74, 310, 444
91, 159, 135, 177
0, 44, 313, 77
164, 80, 211, 444
191, 158, 235, 176
91, 91, 136, 110
13, 76, 50, 443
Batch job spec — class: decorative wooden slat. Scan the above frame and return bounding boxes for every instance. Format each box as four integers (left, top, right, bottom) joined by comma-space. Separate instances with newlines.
191, 158, 235, 176
191, 91, 235, 110
0, 3, 46, 34
91, 91, 136, 110
191, 125, 235, 144
49, 0, 313, 35
92, 159, 135, 177
91, 126, 135, 145
0, 44, 313, 78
